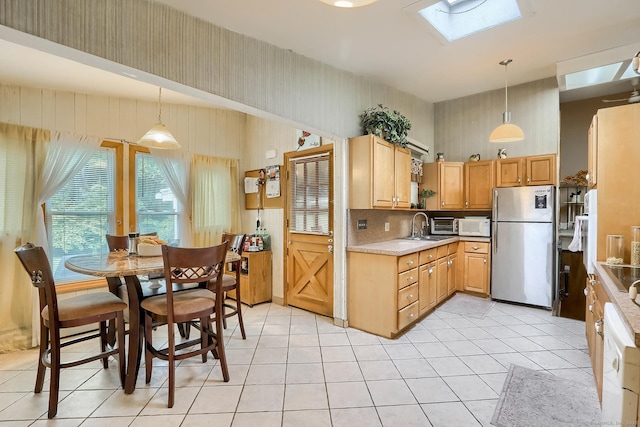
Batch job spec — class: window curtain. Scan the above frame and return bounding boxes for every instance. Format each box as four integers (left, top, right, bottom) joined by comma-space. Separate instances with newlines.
191, 155, 240, 247
0, 122, 48, 353
149, 148, 193, 247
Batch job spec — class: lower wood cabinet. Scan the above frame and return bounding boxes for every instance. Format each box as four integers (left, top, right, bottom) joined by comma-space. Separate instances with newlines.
226, 251, 272, 306
585, 273, 609, 403
463, 242, 490, 294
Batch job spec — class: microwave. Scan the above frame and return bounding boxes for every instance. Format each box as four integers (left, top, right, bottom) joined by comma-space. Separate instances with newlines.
430, 217, 458, 235
458, 218, 491, 237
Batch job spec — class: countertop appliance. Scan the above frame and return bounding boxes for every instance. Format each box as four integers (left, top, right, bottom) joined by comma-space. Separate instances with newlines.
491, 185, 555, 308
430, 217, 458, 235
602, 302, 640, 424
458, 217, 490, 237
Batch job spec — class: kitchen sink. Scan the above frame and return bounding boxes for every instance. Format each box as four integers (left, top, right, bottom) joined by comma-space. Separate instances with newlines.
404, 235, 453, 242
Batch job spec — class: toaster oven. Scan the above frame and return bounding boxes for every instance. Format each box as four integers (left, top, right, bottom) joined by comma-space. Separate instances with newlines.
430, 217, 458, 235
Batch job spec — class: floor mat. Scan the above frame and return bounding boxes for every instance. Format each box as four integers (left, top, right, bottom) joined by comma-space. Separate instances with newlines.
437, 293, 495, 319
491, 364, 601, 427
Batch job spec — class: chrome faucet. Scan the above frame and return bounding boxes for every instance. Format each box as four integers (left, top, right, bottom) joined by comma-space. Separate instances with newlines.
411, 212, 429, 238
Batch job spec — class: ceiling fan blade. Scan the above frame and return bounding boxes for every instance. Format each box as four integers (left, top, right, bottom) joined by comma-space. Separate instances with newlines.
602, 98, 628, 103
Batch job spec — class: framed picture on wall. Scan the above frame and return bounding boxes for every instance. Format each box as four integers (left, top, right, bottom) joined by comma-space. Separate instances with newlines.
296, 130, 321, 151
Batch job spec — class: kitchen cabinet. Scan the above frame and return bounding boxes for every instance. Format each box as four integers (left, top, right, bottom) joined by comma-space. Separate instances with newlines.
418, 248, 437, 316
227, 251, 272, 306
587, 114, 597, 188
585, 273, 609, 403
348, 135, 411, 209
463, 242, 490, 294
347, 251, 418, 338
464, 160, 494, 210
496, 154, 557, 187
422, 162, 464, 210
435, 244, 458, 302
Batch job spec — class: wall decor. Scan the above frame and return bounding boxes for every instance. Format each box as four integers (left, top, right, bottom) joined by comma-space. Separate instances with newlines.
296, 130, 321, 151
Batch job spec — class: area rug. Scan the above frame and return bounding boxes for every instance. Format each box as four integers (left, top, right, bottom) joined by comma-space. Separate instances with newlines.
437, 293, 495, 319
491, 364, 601, 427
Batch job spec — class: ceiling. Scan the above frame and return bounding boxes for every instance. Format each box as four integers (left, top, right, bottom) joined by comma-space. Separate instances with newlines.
1, 0, 640, 110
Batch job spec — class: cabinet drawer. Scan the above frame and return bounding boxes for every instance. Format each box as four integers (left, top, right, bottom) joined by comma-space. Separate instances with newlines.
398, 268, 418, 289
398, 253, 418, 273
398, 300, 419, 330
419, 248, 437, 265
447, 243, 458, 254
464, 242, 489, 254
397, 283, 419, 310
436, 245, 448, 259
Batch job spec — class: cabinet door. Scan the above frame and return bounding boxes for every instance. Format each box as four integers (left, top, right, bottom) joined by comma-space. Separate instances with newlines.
526, 154, 556, 186
447, 254, 457, 296
496, 157, 523, 187
394, 146, 412, 208
440, 163, 464, 209
463, 252, 488, 293
465, 160, 494, 210
419, 262, 437, 314
372, 137, 395, 208
587, 115, 597, 188
436, 256, 448, 303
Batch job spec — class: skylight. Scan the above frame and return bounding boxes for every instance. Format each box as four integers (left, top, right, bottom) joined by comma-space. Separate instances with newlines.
419, 0, 522, 42
562, 61, 637, 91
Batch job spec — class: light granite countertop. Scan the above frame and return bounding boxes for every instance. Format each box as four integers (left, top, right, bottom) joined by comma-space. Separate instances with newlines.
346, 236, 491, 256
593, 261, 640, 346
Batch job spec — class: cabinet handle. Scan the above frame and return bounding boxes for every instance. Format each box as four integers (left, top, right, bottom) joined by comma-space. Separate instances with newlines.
409, 313, 414, 318
472, 246, 479, 250
407, 276, 414, 281
583, 287, 589, 296
428, 268, 433, 274
441, 200, 445, 207
527, 176, 530, 183
484, 257, 487, 264
407, 260, 414, 266
408, 294, 414, 299
517, 176, 521, 184
589, 303, 594, 313
465, 201, 468, 208
595, 319, 603, 336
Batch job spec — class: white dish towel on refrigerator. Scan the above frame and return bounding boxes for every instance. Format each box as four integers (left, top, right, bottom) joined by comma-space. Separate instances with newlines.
568, 216, 585, 252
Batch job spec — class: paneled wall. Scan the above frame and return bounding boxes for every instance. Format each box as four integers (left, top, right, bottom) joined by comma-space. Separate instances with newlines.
0, 0, 434, 147
434, 77, 559, 162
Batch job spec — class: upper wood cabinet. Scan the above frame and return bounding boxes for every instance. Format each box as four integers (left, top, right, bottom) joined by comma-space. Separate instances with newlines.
464, 160, 494, 210
349, 135, 411, 209
422, 162, 464, 210
496, 154, 556, 187
587, 114, 598, 188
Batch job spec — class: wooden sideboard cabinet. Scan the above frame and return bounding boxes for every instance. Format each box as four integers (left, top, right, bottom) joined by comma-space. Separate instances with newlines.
227, 250, 272, 306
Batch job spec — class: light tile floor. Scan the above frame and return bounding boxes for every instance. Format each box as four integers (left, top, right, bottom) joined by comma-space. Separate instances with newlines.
0, 298, 594, 426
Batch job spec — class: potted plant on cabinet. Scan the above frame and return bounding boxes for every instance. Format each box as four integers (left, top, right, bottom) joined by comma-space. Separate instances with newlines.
360, 104, 412, 147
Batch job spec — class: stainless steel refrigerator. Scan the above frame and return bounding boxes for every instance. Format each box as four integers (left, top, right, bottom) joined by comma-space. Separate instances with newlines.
491, 185, 555, 308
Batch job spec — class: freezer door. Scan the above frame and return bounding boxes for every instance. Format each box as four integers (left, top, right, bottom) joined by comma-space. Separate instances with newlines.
493, 185, 554, 223
491, 221, 554, 308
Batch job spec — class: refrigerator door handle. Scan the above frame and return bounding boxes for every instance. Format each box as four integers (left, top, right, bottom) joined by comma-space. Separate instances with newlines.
493, 221, 498, 253
493, 189, 498, 219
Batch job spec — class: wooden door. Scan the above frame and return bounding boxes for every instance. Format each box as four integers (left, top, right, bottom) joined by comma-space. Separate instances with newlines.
463, 252, 487, 293
418, 263, 436, 315
394, 146, 412, 208
439, 162, 464, 209
465, 160, 494, 209
436, 256, 448, 303
372, 137, 395, 208
587, 115, 597, 188
285, 146, 334, 317
526, 154, 556, 186
496, 157, 523, 187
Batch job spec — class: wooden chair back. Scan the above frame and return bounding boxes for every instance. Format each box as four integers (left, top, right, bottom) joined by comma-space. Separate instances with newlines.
221, 232, 245, 254
14, 243, 55, 322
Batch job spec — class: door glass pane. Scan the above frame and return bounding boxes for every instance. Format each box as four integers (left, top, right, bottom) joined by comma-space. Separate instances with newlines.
288, 154, 331, 235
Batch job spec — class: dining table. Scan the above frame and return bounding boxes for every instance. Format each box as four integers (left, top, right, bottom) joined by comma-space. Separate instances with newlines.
65, 249, 241, 394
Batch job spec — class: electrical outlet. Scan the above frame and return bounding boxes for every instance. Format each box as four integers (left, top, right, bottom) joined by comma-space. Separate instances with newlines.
357, 220, 367, 230
385, 222, 390, 232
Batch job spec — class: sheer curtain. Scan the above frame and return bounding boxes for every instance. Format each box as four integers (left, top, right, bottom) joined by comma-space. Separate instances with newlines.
149, 148, 193, 247
0, 122, 48, 352
191, 155, 240, 247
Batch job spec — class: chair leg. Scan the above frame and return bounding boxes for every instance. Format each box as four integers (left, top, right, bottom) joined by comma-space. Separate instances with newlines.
99, 321, 109, 368
34, 322, 48, 393
47, 328, 61, 419
116, 312, 126, 389
222, 298, 227, 329
167, 321, 175, 408
144, 315, 153, 384
214, 313, 229, 382
200, 319, 208, 363
235, 283, 246, 340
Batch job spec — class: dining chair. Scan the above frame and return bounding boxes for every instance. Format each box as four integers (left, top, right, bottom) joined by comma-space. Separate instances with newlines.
141, 242, 229, 408
14, 243, 127, 419
217, 232, 247, 339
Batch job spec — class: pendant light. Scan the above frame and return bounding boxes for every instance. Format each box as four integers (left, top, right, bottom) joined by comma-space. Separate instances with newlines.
137, 87, 181, 149
489, 59, 524, 143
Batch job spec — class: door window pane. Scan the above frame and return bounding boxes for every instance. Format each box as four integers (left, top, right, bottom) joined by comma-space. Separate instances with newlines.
288, 153, 331, 235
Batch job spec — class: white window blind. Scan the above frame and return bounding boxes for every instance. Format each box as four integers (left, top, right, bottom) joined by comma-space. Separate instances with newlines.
288, 153, 331, 235
47, 148, 115, 282
135, 152, 179, 241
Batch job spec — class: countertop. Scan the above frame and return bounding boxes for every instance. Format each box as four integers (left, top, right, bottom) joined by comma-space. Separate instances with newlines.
346, 236, 491, 256
593, 261, 640, 346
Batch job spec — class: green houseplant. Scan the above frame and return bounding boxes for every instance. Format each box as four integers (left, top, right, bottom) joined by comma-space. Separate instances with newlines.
360, 104, 412, 147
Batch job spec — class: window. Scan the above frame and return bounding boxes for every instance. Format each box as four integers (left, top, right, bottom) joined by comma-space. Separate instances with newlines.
131, 147, 179, 242
288, 153, 331, 235
47, 143, 120, 282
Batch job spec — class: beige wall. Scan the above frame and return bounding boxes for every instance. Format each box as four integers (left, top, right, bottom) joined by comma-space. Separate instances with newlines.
434, 77, 559, 162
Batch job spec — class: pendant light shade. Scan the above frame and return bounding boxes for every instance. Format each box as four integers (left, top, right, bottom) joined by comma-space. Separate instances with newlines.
490, 59, 524, 143
319, 0, 378, 7
137, 87, 181, 149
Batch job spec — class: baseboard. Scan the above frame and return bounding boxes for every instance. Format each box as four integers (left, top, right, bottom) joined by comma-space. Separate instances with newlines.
333, 318, 348, 328
272, 296, 284, 306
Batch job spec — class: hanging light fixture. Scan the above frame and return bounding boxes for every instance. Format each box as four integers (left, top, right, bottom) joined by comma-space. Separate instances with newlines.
318, 0, 378, 8
137, 87, 181, 149
489, 59, 524, 143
